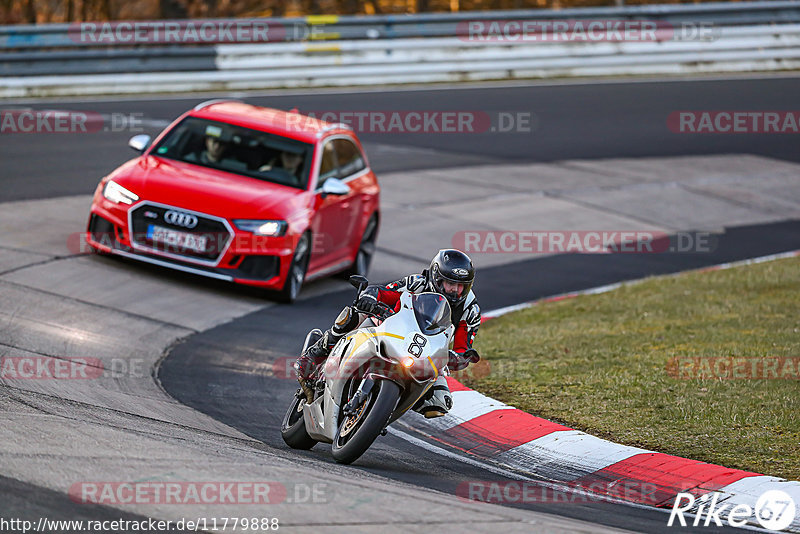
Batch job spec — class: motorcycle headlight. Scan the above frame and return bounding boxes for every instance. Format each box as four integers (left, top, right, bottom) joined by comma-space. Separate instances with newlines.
233, 219, 288, 237
103, 180, 139, 205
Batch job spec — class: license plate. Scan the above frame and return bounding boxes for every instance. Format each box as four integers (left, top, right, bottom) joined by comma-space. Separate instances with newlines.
147, 224, 208, 253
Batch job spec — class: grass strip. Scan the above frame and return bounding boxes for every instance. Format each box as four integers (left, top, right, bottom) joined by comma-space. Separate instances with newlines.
465, 256, 800, 480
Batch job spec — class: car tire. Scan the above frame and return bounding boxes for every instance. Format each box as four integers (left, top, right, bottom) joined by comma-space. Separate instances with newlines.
276, 232, 310, 304
342, 214, 378, 279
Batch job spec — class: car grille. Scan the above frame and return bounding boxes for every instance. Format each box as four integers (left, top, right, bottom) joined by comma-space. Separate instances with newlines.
129, 202, 231, 263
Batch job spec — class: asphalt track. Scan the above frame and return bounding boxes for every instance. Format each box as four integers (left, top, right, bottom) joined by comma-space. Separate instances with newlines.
2, 75, 800, 203
2, 76, 799, 532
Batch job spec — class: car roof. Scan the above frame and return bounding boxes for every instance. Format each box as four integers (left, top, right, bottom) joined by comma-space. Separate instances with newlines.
188, 100, 353, 144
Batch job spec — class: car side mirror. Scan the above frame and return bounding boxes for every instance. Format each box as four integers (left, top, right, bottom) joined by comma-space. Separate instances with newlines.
320, 177, 350, 197
349, 275, 369, 292
128, 134, 151, 153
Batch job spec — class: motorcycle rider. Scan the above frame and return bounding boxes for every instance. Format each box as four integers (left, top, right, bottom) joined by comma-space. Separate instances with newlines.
295, 249, 481, 418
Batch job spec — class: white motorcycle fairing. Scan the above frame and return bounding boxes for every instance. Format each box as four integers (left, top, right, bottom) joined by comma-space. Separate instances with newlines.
302, 291, 453, 443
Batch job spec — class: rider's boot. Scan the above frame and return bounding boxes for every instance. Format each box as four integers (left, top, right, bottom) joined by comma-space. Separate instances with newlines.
412, 375, 453, 418
295, 331, 335, 403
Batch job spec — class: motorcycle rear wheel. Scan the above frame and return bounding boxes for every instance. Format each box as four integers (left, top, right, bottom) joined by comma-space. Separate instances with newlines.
280, 390, 318, 450
331, 379, 400, 464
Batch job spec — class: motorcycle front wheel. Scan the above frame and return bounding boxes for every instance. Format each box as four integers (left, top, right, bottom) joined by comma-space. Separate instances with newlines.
280, 390, 318, 450
331, 379, 400, 464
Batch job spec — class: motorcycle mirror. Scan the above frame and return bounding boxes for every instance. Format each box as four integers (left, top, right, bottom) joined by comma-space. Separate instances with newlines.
349, 275, 369, 292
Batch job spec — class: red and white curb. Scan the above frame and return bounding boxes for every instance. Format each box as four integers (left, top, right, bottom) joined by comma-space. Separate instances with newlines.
420, 377, 800, 531
404, 249, 800, 531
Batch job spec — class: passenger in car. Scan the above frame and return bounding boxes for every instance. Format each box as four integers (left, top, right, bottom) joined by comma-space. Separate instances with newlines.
259, 151, 303, 179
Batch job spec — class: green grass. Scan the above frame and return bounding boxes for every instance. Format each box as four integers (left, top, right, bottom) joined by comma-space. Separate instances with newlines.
462, 256, 800, 480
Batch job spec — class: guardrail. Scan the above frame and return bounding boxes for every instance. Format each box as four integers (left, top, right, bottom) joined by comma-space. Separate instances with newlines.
2, 1, 799, 97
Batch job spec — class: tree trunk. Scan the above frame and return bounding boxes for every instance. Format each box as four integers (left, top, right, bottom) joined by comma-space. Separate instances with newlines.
24, 0, 37, 22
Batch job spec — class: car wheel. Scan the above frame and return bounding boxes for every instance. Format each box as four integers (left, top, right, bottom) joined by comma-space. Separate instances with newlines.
277, 233, 310, 304
343, 214, 378, 278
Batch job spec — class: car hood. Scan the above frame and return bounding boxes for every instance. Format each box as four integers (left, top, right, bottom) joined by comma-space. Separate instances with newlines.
110, 156, 308, 219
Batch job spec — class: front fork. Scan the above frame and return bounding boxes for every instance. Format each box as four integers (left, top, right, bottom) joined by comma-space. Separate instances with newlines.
343, 375, 376, 416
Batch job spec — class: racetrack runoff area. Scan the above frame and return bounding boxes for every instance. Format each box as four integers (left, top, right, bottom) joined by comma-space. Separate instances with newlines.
2, 148, 800, 530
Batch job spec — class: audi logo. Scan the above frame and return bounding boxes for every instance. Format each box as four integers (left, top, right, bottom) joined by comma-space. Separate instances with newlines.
164, 210, 198, 229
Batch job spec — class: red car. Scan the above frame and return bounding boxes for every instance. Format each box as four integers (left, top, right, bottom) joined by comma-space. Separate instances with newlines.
86, 99, 380, 302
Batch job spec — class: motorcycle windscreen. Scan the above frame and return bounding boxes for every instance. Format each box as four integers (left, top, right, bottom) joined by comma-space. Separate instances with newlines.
412, 293, 452, 335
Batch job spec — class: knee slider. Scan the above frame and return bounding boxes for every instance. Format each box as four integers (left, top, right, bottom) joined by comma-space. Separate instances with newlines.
332, 306, 359, 335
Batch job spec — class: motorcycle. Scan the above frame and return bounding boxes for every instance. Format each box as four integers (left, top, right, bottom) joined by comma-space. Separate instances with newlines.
281, 275, 461, 464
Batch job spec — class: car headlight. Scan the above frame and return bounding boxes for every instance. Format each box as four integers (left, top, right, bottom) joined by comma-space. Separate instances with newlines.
233, 219, 288, 237
103, 180, 139, 205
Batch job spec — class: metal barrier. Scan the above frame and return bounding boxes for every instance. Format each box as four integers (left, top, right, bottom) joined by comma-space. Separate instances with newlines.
2, 1, 799, 97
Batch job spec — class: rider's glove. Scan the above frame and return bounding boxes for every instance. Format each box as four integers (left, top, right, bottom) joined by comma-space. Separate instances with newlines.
355, 292, 379, 315
448, 349, 480, 371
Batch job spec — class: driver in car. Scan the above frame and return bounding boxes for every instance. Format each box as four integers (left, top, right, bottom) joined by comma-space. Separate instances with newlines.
185, 125, 247, 171
295, 249, 482, 418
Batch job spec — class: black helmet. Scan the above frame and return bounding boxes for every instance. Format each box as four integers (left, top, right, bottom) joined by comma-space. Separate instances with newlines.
427, 249, 474, 307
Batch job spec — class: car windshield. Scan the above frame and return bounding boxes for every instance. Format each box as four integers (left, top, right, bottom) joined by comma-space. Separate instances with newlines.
151, 117, 314, 189
412, 293, 452, 336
